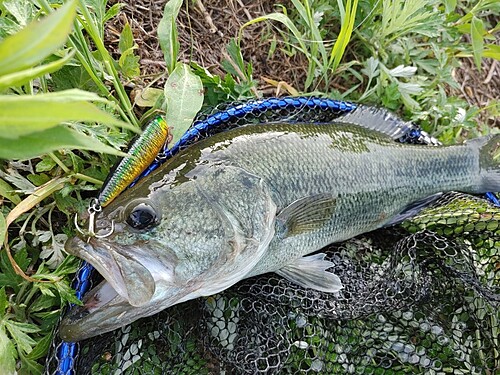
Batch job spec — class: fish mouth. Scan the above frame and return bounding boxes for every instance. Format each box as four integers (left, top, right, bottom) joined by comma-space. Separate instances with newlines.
60, 236, 182, 341
64, 236, 156, 307
59, 278, 129, 341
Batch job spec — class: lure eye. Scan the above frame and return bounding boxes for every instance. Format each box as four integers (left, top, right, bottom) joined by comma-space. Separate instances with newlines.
126, 203, 158, 230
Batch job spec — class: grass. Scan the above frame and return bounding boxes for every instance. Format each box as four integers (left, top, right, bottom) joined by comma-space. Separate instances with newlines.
0, 0, 498, 373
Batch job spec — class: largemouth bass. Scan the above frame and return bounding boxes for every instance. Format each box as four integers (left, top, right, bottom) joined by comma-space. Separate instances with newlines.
60, 107, 500, 341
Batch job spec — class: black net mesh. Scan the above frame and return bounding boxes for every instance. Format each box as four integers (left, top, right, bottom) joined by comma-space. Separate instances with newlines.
45, 101, 499, 374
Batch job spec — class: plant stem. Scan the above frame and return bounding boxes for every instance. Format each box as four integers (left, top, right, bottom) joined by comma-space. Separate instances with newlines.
77, 0, 139, 127
72, 173, 103, 186
48, 153, 70, 174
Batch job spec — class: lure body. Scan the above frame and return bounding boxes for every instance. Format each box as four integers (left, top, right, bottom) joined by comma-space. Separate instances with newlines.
98, 116, 169, 207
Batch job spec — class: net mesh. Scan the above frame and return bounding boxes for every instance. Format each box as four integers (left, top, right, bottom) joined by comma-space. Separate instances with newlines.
45, 101, 499, 374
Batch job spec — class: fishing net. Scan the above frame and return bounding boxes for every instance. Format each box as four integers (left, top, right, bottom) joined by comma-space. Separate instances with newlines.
45, 99, 500, 374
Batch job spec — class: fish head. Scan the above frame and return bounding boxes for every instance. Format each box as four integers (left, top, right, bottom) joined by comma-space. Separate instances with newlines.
60, 164, 276, 341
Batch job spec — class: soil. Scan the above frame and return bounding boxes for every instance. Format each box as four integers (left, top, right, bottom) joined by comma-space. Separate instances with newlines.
105, 0, 499, 126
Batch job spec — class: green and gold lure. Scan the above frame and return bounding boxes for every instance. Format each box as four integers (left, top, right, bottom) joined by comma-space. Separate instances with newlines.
75, 115, 169, 241
99, 115, 170, 207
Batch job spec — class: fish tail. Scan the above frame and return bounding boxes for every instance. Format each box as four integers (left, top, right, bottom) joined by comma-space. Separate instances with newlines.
470, 134, 500, 192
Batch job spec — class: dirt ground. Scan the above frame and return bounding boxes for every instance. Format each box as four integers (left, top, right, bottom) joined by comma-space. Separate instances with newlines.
105, 0, 499, 126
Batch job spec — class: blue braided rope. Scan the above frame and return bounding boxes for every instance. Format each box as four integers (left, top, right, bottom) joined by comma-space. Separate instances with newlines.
485, 192, 500, 207
55, 261, 94, 375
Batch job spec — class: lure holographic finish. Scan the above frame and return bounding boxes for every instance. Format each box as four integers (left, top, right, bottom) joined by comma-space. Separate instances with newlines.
98, 115, 169, 207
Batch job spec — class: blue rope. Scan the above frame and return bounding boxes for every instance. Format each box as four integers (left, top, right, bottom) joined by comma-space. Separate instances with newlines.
55, 261, 94, 375
485, 192, 500, 207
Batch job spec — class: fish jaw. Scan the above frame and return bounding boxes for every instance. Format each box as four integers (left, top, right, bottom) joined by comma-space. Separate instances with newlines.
61, 236, 181, 341
64, 236, 158, 307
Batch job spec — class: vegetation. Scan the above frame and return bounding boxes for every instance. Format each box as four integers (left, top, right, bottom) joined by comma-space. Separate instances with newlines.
0, 0, 498, 372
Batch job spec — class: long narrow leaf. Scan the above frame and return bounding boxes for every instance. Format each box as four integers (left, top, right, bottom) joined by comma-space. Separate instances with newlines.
0, 126, 128, 160
0, 0, 76, 76
0, 50, 75, 90
329, 0, 358, 72
158, 0, 182, 74
471, 16, 484, 70
0, 91, 136, 139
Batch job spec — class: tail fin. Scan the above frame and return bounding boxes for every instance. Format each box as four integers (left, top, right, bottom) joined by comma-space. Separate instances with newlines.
469, 134, 500, 192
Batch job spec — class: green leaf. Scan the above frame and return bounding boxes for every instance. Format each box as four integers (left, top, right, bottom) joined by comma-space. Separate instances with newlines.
0, 178, 20, 204
118, 48, 140, 78
103, 3, 122, 23
134, 87, 164, 107
19, 350, 44, 375
158, 0, 182, 74
119, 22, 134, 53
2, 0, 35, 27
50, 65, 98, 92
0, 49, 75, 90
0, 250, 24, 291
470, 16, 484, 71
0, 0, 77, 76
0, 125, 128, 160
0, 90, 135, 139
0, 212, 6, 246
26, 333, 51, 361
444, 0, 457, 13
0, 327, 16, 375
35, 157, 57, 173
0, 17, 21, 39
164, 63, 204, 144
4, 320, 39, 354
0, 287, 7, 317
483, 44, 500, 60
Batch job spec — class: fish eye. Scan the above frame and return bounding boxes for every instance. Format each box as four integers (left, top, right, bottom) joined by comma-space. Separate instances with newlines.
126, 203, 158, 230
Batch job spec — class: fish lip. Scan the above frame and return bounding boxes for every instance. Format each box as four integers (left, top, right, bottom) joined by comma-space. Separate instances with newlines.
65, 236, 133, 303
59, 279, 130, 342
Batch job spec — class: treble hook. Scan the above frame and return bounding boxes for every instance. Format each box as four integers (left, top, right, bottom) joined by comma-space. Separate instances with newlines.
75, 198, 114, 242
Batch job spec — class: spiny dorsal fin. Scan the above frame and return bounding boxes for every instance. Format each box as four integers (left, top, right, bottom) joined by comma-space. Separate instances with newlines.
277, 193, 337, 238
335, 105, 414, 140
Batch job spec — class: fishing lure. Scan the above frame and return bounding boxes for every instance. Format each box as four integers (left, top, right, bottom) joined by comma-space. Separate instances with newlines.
98, 115, 170, 207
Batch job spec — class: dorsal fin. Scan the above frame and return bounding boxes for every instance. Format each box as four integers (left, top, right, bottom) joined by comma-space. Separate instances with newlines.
335, 105, 414, 140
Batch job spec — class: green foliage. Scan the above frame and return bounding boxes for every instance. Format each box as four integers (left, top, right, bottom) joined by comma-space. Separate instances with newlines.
164, 63, 204, 144
0, 0, 138, 161
158, 0, 182, 74
240, 0, 359, 90
118, 23, 140, 79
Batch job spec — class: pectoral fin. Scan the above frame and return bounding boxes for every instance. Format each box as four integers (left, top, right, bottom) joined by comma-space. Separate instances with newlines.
276, 253, 343, 293
277, 193, 337, 238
